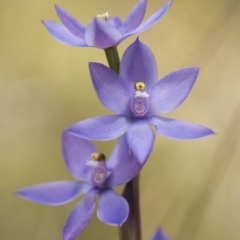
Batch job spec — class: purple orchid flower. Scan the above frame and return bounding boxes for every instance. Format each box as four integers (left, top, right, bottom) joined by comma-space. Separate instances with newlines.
67, 39, 215, 164
42, 0, 172, 49
150, 228, 170, 240
16, 132, 141, 240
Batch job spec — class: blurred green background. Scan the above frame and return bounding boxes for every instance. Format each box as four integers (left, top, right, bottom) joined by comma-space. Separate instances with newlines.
1, 0, 240, 239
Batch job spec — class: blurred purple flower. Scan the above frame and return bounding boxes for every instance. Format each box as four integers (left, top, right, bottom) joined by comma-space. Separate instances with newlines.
150, 228, 170, 240
67, 39, 215, 164
16, 132, 141, 240
42, 0, 172, 49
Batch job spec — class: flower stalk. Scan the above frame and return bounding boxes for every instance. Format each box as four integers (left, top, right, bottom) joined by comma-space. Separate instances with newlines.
104, 45, 142, 240
120, 174, 142, 240
104, 46, 120, 73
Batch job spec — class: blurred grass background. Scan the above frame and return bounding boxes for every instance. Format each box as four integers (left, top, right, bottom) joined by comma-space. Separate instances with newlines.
0, 0, 240, 239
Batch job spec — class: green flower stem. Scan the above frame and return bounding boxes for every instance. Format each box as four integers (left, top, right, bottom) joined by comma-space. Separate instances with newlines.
104, 46, 120, 73
120, 174, 142, 240
104, 46, 142, 240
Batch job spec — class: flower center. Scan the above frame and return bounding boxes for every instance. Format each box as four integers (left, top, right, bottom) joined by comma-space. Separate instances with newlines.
86, 152, 107, 188
96, 12, 109, 21
130, 81, 149, 117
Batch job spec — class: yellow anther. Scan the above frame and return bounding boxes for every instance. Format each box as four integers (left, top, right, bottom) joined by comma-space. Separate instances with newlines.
134, 81, 146, 91
91, 152, 106, 161
96, 12, 109, 21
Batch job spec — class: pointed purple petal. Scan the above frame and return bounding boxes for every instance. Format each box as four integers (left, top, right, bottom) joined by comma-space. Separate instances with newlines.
67, 115, 132, 141
149, 67, 199, 115
148, 116, 215, 140
120, 0, 147, 34
55, 5, 85, 39
106, 136, 142, 187
126, 1, 172, 37
106, 136, 128, 170
89, 63, 132, 115
16, 181, 91, 206
85, 18, 122, 48
62, 131, 97, 181
150, 228, 170, 240
126, 119, 155, 164
42, 21, 87, 47
97, 188, 129, 226
63, 190, 96, 240
108, 16, 123, 29
120, 38, 158, 91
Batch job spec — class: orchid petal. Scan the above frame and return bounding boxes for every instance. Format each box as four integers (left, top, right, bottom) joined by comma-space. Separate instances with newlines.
97, 188, 128, 226
55, 5, 85, 39
89, 63, 132, 115
148, 116, 215, 140
106, 136, 141, 187
16, 181, 91, 206
85, 18, 122, 48
120, 38, 158, 91
126, 119, 155, 164
108, 17, 123, 29
67, 115, 132, 141
42, 21, 87, 47
150, 228, 170, 240
106, 136, 128, 170
149, 67, 199, 115
63, 190, 96, 240
127, 1, 172, 37
62, 131, 97, 181
120, 0, 147, 34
